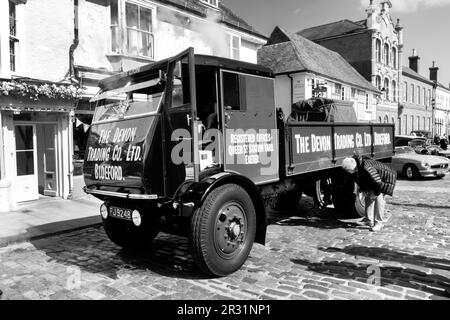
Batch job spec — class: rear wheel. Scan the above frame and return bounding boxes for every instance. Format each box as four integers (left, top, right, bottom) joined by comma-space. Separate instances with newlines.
404, 164, 420, 180
190, 184, 256, 277
313, 178, 333, 209
102, 210, 160, 250
331, 173, 365, 218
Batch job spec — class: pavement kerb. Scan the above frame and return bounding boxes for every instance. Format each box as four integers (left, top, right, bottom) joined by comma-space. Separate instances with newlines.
0, 218, 102, 248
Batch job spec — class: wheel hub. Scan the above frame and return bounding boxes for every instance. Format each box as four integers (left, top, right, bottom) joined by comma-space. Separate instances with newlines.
214, 203, 247, 255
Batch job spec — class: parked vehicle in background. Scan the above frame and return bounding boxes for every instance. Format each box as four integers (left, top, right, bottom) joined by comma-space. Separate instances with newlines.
395, 135, 450, 159
385, 146, 449, 180
410, 130, 431, 138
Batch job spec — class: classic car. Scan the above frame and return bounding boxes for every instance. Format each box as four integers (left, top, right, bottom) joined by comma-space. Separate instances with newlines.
395, 135, 450, 159
385, 146, 450, 180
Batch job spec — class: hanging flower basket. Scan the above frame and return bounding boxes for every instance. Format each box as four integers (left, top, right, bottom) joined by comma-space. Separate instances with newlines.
0, 80, 84, 101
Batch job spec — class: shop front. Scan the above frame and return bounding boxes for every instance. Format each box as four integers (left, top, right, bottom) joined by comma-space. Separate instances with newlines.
0, 89, 79, 207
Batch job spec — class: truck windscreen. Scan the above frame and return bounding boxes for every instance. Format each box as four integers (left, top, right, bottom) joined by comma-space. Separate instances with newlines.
92, 86, 164, 124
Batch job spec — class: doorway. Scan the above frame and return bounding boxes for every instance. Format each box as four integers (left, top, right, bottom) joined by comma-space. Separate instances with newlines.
36, 124, 58, 197
13, 124, 39, 202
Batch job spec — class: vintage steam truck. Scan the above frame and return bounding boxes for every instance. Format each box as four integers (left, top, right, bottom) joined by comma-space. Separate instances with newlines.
83, 48, 394, 276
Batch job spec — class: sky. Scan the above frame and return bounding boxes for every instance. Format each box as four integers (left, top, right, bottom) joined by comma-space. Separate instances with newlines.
224, 0, 450, 87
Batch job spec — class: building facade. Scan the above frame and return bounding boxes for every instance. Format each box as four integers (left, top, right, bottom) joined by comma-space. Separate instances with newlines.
399, 50, 434, 136
297, 0, 403, 132
0, 0, 266, 208
258, 27, 381, 122
429, 62, 450, 138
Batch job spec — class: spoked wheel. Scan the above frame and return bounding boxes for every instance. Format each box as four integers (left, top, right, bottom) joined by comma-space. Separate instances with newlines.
190, 184, 256, 277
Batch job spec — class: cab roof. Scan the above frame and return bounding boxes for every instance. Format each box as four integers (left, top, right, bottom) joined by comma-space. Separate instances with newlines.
99, 54, 275, 91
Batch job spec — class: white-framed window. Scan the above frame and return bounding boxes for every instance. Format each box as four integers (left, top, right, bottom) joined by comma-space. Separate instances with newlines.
228, 34, 240, 60
9, 0, 19, 72
365, 93, 370, 110
410, 84, 414, 103
403, 81, 408, 101
384, 78, 390, 100
334, 83, 342, 95
392, 80, 397, 102
384, 43, 389, 65
391, 47, 397, 68
376, 39, 381, 63
417, 85, 420, 104
201, 0, 219, 8
110, 0, 155, 59
351, 88, 357, 99
423, 88, 426, 106
341, 86, 345, 100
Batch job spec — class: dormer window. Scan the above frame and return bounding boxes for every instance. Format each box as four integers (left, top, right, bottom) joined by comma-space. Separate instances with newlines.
201, 0, 219, 8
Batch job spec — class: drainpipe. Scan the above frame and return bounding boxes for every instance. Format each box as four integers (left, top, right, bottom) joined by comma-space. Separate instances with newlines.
69, 0, 79, 83
67, 0, 79, 200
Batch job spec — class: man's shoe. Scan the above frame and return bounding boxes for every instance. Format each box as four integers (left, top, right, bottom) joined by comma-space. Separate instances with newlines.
370, 223, 384, 232
357, 218, 372, 227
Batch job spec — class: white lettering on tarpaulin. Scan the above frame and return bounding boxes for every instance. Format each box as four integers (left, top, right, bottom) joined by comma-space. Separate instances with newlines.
94, 164, 124, 181
374, 133, 391, 146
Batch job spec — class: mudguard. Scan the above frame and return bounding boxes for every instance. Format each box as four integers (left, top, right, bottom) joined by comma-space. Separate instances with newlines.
175, 172, 267, 245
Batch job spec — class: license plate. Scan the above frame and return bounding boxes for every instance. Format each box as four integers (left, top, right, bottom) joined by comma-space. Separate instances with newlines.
109, 206, 132, 221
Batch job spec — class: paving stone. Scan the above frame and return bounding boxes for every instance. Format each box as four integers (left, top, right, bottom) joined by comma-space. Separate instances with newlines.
302, 290, 329, 300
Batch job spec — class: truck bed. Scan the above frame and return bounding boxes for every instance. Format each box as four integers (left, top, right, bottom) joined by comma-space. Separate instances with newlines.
282, 121, 395, 177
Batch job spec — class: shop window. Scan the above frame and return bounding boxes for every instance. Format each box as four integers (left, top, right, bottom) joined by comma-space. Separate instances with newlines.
110, 0, 154, 58
15, 126, 34, 176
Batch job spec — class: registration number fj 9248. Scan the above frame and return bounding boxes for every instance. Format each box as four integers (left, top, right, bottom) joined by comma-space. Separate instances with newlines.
109, 206, 132, 221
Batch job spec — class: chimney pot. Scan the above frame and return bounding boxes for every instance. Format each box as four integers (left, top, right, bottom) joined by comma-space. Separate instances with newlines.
408, 50, 420, 73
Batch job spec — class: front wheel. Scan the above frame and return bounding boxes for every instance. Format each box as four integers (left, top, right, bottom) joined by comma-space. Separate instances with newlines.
190, 184, 256, 277
404, 164, 420, 180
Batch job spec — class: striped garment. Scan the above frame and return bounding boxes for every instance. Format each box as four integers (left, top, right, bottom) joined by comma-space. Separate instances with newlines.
354, 156, 397, 197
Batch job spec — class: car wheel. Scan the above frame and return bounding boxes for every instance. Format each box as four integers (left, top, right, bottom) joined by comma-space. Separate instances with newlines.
404, 164, 420, 180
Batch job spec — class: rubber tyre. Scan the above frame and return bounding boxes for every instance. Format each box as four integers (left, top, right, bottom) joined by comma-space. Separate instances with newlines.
102, 214, 160, 250
190, 184, 256, 277
404, 164, 420, 180
312, 178, 333, 209
331, 173, 365, 219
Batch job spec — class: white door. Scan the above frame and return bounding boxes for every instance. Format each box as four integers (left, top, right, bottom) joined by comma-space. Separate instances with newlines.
14, 124, 39, 202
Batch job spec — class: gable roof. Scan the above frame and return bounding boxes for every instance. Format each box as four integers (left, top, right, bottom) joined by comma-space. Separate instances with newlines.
155, 0, 267, 39
297, 19, 367, 41
258, 27, 380, 93
402, 66, 434, 86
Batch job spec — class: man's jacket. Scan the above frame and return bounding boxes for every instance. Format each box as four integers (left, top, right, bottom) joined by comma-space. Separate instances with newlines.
353, 155, 397, 196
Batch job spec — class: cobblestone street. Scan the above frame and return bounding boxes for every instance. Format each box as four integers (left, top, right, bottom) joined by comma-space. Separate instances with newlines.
0, 175, 449, 300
